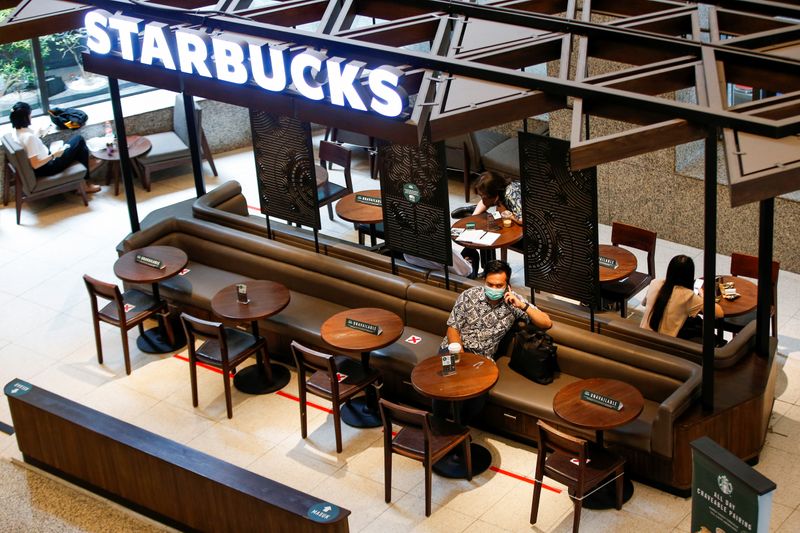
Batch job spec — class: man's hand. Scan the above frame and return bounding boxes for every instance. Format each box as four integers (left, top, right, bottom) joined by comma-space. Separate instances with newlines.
504, 290, 526, 309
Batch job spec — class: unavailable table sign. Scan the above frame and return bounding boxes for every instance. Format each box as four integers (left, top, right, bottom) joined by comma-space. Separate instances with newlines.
465, 222, 476, 229
598, 256, 618, 269
441, 354, 456, 376
236, 283, 250, 304
405, 334, 422, 344
581, 389, 623, 411
345, 318, 382, 335
135, 254, 165, 269
355, 194, 382, 207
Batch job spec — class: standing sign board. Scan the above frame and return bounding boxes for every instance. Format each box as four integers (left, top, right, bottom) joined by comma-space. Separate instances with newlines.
691, 437, 776, 533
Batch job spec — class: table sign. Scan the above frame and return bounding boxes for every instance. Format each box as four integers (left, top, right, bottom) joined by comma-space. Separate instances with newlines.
691, 436, 775, 533
237, 283, 250, 304
581, 389, 623, 411
345, 317, 382, 335
465, 222, 476, 229
598, 256, 618, 269
441, 354, 456, 376
355, 194, 382, 207
134, 254, 165, 269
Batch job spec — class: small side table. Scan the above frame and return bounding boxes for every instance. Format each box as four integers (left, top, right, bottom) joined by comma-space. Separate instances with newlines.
114, 245, 187, 353
598, 244, 638, 283
452, 213, 522, 266
411, 352, 499, 478
553, 377, 644, 509
335, 190, 383, 247
211, 280, 291, 395
90, 135, 152, 196
321, 308, 404, 428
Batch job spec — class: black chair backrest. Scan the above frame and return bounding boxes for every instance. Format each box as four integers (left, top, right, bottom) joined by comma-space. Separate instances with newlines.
181, 313, 229, 361
319, 141, 352, 170
611, 221, 657, 276
172, 94, 203, 148
2, 133, 37, 195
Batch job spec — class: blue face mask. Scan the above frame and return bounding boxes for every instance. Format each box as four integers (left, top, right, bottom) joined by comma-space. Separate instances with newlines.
484, 286, 506, 301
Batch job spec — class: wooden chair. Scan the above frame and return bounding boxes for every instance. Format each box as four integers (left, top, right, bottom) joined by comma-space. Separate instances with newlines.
290, 341, 380, 453
83, 274, 170, 375
136, 95, 217, 191
378, 398, 472, 516
316, 140, 353, 221
180, 313, 266, 419
531, 421, 625, 533
3, 133, 88, 224
723, 252, 780, 337
326, 128, 378, 180
600, 221, 657, 317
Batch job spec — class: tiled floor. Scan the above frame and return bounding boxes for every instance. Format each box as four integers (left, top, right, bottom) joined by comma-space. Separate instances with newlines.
1, 144, 800, 532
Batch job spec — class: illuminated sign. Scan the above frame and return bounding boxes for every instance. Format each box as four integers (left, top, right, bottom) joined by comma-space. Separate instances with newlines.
84, 9, 408, 118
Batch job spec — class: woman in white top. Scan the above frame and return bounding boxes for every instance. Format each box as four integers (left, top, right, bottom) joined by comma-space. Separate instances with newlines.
10, 102, 100, 193
640, 254, 723, 339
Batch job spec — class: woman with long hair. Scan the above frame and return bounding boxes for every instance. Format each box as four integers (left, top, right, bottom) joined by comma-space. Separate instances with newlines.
640, 254, 723, 339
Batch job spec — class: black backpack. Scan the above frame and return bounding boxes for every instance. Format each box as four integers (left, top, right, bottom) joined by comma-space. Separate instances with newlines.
49, 107, 88, 130
509, 323, 559, 384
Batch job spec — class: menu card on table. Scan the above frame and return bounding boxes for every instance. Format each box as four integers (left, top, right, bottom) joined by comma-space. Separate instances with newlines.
456, 230, 500, 246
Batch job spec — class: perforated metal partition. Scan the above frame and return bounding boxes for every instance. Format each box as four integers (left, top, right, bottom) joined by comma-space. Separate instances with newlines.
250, 110, 320, 231
378, 130, 452, 267
520, 132, 599, 308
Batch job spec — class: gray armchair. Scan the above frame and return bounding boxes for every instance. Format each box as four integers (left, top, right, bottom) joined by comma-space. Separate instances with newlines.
444, 129, 509, 202
136, 95, 218, 191
2, 133, 88, 225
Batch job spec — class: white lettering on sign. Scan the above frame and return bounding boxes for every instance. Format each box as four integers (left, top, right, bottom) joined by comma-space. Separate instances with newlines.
84, 9, 408, 118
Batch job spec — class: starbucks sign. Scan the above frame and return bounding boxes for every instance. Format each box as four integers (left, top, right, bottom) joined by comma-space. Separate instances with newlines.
691, 437, 776, 533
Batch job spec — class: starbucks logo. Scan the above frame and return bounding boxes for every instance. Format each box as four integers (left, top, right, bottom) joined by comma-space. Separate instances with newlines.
717, 474, 733, 495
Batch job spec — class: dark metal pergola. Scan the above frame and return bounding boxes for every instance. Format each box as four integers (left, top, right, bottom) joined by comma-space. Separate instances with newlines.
4, 0, 795, 411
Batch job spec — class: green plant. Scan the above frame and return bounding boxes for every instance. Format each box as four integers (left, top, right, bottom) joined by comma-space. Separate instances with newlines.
44, 29, 87, 78
0, 40, 34, 96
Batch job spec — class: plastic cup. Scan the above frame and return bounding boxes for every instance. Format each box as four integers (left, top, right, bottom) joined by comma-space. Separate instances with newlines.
448, 342, 462, 363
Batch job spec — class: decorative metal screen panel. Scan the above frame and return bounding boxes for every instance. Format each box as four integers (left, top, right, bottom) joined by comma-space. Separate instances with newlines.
378, 129, 452, 266
249, 110, 320, 230
519, 131, 599, 307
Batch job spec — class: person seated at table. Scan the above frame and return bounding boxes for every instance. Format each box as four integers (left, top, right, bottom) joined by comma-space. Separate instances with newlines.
463, 171, 523, 272
9, 101, 100, 193
438, 260, 552, 422
640, 254, 723, 340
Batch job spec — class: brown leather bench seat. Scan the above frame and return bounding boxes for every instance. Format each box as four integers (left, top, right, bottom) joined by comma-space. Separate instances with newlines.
118, 209, 701, 464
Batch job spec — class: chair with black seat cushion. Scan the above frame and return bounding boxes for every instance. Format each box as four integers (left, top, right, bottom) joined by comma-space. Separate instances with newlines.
180, 313, 266, 419
326, 128, 378, 179
531, 420, 625, 533
83, 274, 170, 376
290, 341, 381, 453
445, 129, 510, 202
136, 95, 217, 191
378, 398, 471, 516
600, 221, 657, 317
316, 140, 353, 221
3, 133, 88, 225
723, 252, 780, 337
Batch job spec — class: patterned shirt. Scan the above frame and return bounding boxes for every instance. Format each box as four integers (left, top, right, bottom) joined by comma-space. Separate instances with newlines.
441, 286, 530, 358
502, 181, 522, 220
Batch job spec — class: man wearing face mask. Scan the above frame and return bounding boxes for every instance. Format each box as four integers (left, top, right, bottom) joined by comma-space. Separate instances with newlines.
437, 260, 552, 423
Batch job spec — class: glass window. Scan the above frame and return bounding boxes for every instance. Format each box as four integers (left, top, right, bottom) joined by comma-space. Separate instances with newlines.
0, 38, 41, 119
41, 30, 109, 108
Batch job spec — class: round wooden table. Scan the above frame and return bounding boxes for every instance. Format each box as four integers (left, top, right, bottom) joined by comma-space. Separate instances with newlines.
335, 190, 383, 247
321, 308, 404, 428
211, 280, 291, 395
113, 245, 188, 353
411, 352, 499, 478
90, 135, 152, 196
598, 244, 638, 283
716, 275, 758, 318
452, 213, 523, 267
553, 377, 644, 509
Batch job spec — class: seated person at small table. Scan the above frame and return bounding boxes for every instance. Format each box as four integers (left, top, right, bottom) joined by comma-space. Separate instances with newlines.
438, 260, 552, 421
463, 171, 523, 272
640, 254, 723, 340
10, 101, 100, 193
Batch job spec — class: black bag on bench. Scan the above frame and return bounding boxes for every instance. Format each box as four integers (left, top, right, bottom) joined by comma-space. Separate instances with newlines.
509, 323, 559, 384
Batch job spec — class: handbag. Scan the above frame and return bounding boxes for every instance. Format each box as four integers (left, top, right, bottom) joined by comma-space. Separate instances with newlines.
49, 107, 88, 130
509, 323, 559, 384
